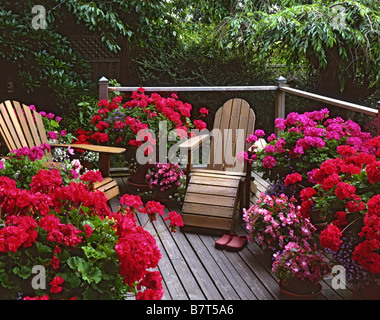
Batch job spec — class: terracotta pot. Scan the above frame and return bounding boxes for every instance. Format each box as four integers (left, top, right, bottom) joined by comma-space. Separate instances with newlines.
126, 177, 151, 194
153, 186, 177, 204
352, 280, 380, 300
310, 209, 328, 233
128, 163, 154, 184
279, 279, 322, 299
310, 209, 326, 224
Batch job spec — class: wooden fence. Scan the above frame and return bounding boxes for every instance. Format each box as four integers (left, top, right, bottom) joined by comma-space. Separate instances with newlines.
98, 76, 380, 136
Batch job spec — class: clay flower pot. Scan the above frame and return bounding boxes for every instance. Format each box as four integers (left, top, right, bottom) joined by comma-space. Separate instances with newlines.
279, 278, 322, 299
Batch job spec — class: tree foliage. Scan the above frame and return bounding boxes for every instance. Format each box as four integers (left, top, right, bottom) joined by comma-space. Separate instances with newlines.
0, 0, 177, 108
212, 0, 380, 100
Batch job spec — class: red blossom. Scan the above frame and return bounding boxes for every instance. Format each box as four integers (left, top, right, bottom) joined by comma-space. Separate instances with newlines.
284, 172, 302, 186
120, 194, 143, 210
320, 225, 342, 252
140, 201, 165, 222
367, 194, 380, 216
332, 211, 348, 228
49, 275, 64, 294
29, 169, 62, 193
337, 145, 357, 157
164, 211, 184, 232
366, 161, 380, 184
193, 119, 207, 131
352, 239, 380, 274
115, 225, 161, 285
334, 182, 356, 200
80, 170, 103, 183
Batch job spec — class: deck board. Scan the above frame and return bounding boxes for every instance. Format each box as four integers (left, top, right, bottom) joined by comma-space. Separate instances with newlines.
111, 171, 355, 300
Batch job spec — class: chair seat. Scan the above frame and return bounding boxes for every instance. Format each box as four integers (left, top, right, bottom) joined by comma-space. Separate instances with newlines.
94, 177, 120, 201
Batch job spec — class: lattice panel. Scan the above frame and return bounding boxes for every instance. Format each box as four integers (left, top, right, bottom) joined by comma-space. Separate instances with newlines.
71, 36, 120, 61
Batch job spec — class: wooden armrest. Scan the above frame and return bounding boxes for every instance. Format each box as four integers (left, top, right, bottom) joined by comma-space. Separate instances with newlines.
50, 143, 126, 154
179, 134, 209, 151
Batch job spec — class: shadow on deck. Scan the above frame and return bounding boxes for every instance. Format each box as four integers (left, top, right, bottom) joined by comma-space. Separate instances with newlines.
109, 170, 354, 300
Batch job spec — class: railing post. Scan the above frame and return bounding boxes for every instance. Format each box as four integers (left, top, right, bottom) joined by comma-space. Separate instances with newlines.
275, 76, 287, 136
377, 101, 380, 137
99, 77, 109, 101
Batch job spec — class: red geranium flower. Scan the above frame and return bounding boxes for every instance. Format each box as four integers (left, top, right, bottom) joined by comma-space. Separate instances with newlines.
49, 275, 64, 294
284, 172, 302, 186
80, 170, 103, 183
320, 225, 342, 252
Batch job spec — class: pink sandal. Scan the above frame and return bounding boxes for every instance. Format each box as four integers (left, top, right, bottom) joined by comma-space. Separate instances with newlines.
215, 233, 237, 250
225, 235, 248, 252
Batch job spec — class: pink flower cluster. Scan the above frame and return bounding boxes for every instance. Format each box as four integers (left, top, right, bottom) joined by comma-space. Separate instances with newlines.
11, 143, 51, 162
248, 109, 373, 186
146, 162, 184, 191
272, 241, 328, 283
243, 193, 315, 250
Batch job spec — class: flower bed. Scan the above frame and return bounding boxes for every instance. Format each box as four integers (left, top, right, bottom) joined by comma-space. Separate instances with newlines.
301, 136, 380, 277
74, 88, 209, 160
246, 109, 372, 189
0, 147, 183, 300
243, 108, 379, 297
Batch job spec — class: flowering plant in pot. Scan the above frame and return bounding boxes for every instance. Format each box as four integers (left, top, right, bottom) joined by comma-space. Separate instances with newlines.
243, 193, 316, 252
245, 109, 372, 190
145, 162, 185, 203
78, 89, 208, 185
301, 137, 380, 297
324, 231, 380, 300
0, 161, 183, 299
272, 241, 328, 297
0, 144, 81, 189
80, 88, 209, 157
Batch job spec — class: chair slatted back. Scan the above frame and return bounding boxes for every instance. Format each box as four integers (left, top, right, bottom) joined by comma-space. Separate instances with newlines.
0, 100, 52, 159
207, 98, 255, 173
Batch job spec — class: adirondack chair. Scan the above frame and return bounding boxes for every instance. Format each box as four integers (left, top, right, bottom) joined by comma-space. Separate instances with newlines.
0, 100, 126, 200
179, 98, 256, 235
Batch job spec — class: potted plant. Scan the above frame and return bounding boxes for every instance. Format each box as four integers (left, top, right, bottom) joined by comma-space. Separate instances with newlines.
243, 193, 316, 252
303, 137, 380, 297
325, 231, 380, 300
272, 242, 328, 298
77, 89, 209, 183
245, 108, 372, 194
145, 162, 185, 203
0, 147, 183, 300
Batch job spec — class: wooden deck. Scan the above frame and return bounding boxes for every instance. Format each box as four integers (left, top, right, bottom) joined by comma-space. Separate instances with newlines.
110, 170, 355, 300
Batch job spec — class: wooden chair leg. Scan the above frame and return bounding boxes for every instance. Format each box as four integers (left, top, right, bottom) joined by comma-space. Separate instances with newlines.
98, 152, 111, 178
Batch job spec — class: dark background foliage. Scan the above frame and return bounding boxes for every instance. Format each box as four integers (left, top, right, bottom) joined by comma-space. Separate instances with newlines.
0, 0, 378, 137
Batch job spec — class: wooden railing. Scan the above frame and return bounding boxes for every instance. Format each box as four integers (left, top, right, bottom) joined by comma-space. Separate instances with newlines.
98, 76, 380, 136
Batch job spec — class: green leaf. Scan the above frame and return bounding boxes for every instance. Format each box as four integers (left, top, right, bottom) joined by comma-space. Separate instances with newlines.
36, 241, 52, 253
82, 245, 107, 260
82, 286, 100, 300
59, 271, 81, 288
13, 265, 32, 280
67, 256, 103, 284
